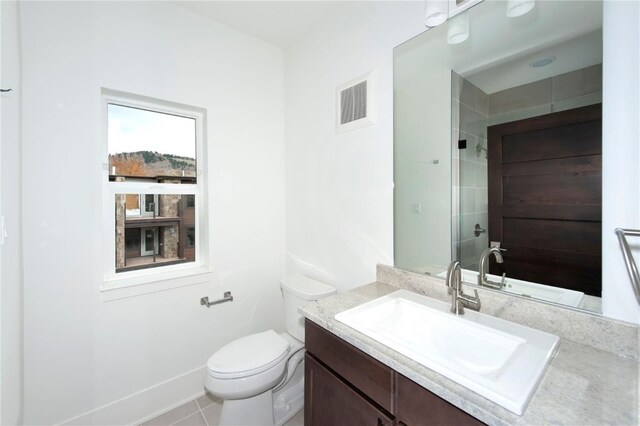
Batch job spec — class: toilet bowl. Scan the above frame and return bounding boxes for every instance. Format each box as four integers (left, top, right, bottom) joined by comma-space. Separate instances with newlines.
205, 275, 336, 426
206, 330, 291, 400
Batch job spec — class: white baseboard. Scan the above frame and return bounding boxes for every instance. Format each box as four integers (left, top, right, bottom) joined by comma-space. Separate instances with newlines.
58, 365, 207, 426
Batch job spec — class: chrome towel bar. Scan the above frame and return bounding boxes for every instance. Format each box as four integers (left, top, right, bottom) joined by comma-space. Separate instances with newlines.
615, 228, 640, 304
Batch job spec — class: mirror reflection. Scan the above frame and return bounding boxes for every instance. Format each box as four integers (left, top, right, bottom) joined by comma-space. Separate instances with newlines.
394, 0, 603, 313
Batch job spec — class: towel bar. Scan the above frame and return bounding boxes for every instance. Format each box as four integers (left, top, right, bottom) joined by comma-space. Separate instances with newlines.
615, 228, 640, 304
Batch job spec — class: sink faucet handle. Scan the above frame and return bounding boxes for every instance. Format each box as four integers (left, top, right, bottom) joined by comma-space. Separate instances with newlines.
500, 272, 507, 287
457, 288, 481, 313
469, 289, 481, 310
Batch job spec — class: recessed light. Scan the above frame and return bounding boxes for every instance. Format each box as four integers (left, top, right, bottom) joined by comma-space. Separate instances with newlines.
529, 56, 556, 68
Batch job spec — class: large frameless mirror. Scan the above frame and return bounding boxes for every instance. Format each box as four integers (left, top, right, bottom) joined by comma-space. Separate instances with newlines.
394, 0, 603, 313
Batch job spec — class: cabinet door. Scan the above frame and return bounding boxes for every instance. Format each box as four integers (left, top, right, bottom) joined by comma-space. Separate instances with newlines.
305, 354, 393, 426
305, 319, 395, 413
396, 374, 485, 426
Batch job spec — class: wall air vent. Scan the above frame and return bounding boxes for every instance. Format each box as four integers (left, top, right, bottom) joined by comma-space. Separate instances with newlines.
336, 71, 376, 134
340, 80, 367, 124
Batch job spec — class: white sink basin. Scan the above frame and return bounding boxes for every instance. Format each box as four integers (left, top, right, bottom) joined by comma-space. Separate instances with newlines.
334, 290, 559, 415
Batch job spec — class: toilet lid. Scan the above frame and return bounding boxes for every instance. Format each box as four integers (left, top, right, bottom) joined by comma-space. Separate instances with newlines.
207, 330, 290, 378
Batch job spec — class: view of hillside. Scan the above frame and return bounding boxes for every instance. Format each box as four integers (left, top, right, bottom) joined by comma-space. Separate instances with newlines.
109, 151, 196, 178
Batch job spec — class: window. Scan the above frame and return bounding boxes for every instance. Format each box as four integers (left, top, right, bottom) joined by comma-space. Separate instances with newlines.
125, 194, 158, 217
102, 89, 207, 288
186, 226, 196, 248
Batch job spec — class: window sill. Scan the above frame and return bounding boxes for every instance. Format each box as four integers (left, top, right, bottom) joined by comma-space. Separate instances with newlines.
102, 265, 212, 301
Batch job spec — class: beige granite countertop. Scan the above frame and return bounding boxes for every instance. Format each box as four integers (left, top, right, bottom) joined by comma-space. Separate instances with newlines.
300, 278, 639, 426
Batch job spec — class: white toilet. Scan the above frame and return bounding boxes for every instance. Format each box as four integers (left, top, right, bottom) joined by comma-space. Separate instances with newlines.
205, 275, 336, 426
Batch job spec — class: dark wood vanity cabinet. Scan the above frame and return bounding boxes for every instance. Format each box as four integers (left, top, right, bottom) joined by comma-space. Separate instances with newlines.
305, 354, 394, 426
304, 319, 485, 426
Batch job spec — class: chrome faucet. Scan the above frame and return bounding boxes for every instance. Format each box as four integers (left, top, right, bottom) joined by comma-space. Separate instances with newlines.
478, 247, 505, 289
446, 261, 481, 315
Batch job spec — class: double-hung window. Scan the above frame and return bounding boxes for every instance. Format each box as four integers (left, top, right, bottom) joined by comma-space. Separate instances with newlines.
102, 89, 208, 291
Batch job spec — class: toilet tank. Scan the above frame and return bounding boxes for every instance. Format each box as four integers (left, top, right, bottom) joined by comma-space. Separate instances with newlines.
281, 275, 336, 342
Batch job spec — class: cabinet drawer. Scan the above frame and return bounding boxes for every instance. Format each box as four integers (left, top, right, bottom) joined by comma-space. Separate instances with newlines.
305, 319, 395, 413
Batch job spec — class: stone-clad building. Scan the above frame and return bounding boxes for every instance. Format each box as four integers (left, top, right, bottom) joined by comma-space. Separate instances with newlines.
112, 175, 196, 273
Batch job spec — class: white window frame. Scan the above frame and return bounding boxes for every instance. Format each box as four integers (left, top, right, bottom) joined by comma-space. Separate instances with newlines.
101, 89, 210, 298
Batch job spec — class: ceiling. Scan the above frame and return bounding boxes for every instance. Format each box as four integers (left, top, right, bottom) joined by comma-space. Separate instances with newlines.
466, 29, 602, 94
178, 1, 603, 91
175, 1, 385, 48
395, 0, 603, 94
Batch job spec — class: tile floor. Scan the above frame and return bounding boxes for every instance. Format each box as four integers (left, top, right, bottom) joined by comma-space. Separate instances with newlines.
140, 393, 304, 426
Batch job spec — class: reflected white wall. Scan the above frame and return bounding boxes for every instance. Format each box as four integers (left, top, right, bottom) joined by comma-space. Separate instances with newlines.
394, 67, 452, 273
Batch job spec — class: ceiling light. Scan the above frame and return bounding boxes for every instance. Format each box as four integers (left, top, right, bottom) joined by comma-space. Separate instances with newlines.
506, 0, 535, 18
529, 56, 556, 68
425, 0, 448, 27
447, 11, 470, 45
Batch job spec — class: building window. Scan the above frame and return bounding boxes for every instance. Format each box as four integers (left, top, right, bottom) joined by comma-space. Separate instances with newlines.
125, 194, 158, 217
186, 226, 196, 248
103, 89, 207, 285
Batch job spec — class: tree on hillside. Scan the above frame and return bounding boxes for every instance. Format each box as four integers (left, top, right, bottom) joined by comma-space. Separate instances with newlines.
110, 155, 148, 176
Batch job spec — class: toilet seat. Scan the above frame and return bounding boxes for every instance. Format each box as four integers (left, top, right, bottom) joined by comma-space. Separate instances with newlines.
207, 330, 290, 379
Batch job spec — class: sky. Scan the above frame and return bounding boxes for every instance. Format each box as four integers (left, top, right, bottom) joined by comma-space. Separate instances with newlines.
108, 104, 196, 158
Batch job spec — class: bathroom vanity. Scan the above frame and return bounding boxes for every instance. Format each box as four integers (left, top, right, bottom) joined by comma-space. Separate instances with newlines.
301, 265, 639, 425
304, 319, 483, 425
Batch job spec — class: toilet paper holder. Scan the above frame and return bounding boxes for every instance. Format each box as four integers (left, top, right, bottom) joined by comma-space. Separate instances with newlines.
201, 291, 234, 308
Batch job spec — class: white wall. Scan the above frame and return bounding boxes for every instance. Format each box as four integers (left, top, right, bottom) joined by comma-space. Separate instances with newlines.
20, 2, 286, 424
1, 1, 24, 424
284, 2, 425, 290
602, 1, 640, 323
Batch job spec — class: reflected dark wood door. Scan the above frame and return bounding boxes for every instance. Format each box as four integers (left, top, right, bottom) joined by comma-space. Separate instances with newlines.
488, 104, 602, 296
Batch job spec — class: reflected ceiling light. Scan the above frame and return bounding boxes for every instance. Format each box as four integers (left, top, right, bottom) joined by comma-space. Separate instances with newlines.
447, 11, 470, 45
506, 0, 535, 18
425, 0, 448, 27
530, 56, 556, 68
